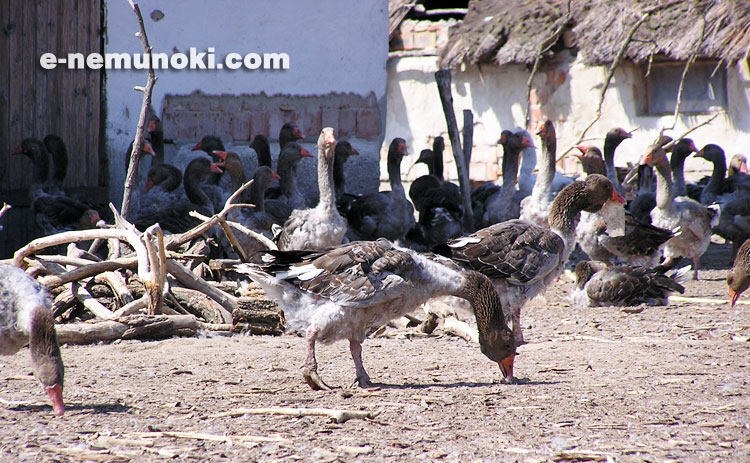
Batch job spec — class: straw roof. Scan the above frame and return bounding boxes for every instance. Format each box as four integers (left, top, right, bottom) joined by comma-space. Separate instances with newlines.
436, 0, 750, 67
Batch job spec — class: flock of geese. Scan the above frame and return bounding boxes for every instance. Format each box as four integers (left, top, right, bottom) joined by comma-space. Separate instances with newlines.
5, 114, 750, 412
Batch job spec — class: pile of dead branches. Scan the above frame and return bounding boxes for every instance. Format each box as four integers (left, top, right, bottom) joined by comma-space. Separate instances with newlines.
6, 190, 284, 346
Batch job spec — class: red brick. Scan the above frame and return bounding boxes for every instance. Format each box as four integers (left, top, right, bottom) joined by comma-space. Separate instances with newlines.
175, 111, 199, 140
301, 111, 321, 138
232, 112, 251, 141
321, 109, 339, 128
338, 109, 357, 137
250, 112, 269, 138
214, 112, 233, 141
356, 109, 381, 139
196, 112, 217, 138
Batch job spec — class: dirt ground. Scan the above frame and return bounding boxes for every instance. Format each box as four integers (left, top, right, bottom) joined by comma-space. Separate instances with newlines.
1, 241, 749, 462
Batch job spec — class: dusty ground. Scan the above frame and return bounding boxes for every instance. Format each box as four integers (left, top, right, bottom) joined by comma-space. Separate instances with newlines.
1, 242, 749, 462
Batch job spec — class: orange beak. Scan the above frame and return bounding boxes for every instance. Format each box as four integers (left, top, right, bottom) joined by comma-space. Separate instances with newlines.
729, 288, 740, 307
210, 163, 224, 174
498, 354, 515, 379
143, 143, 155, 156
640, 152, 653, 166
694, 149, 705, 158
535, 124, 546, 137
191, 141, 202, 151
293, 127, 304, 139
398, 143, 407, 156
611, 189, 626, 204
46, 384, 64, 416
521, 136, 533, 148
325, 131, 336, 146
212, 150, 228, 161
145, 178, 155, 192
575, 145, 588, 154
271, 171, 281, 181
350, 147, 360, 155
741, 162, 748, 174
300, 148, 313, 158
90, 213, 102, 226
147, 120, 157, 132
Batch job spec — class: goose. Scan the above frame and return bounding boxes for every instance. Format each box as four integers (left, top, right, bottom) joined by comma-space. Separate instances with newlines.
192, 135, 225, 186
727, 238, 750, 306
145, 163, 183, 194
344, 138, 415, 243
640, 144, 719, 280
520, 120, 557, 228
592, 215, 673, 268
436, 174, 625, 381
727, 154, 748, 177
279, 122, 304, 151
627, 164, 656, 225
265, 142, 313, 210
0, 264, 64, 415
220, 151, 280, 234
407, 174, 463, 249
669, 138, 698, 197
134, 157, 223, 233
515, 128, 537, 197
480, 130, 531, 227
250, 134, 272, 169
13, 139, 102, 235
332, 140, 359, 201
42, 134, 68, 195
235, 238, 516, 389
571, 261, 689, 308
277, 128, 347, 251
602, 127, 632, 197
695, 144, 750, 205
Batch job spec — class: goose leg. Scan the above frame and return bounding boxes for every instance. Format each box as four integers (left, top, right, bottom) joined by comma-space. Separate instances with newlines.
349, 339, 373, 388
301, 327, 331, 391
511, 305, 525, 346
692, 257, 700, 281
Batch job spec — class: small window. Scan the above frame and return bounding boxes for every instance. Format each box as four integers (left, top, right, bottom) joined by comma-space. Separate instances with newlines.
646, 61, 726, 115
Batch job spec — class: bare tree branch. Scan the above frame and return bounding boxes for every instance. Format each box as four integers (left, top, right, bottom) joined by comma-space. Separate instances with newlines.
121, 0, 158, 219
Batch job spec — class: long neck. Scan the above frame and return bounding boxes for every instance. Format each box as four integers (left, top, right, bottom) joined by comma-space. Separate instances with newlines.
249, 179, 266, 213
455, 271, 512, 361
548, 182, 587, 255
185, 173, 212, 211
151, 131, 165, 166
229, 167, 247, 196
501, 149, 519, 198
317, 145, 337, 211
653, 162, 675, 210
29, 306, 63, 387
333, 155, 346, 200
30, 148, 51, 189
603, 137, 625, 195
670, 153, 687, 197
433, 148, 444, 181
388, 152, 404, 196
536, 135, 556, 196
704, 156, 726, 198
258, 145, 272, 168
278, 157, 302, 204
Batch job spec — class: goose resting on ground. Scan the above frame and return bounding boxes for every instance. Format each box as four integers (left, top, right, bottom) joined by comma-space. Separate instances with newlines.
727, 238, 750, 306
0, 264, 64, 415
235, 239, 516, 389
571, 261, 689, 308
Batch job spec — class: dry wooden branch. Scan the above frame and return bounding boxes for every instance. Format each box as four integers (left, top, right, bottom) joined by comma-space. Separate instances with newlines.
662, 113, 721, 151
121, 0, 158, 219
136, 431, 291, 445
111, 296, 148, 318
166, 259, 237, 315
169, 287, 233, 324
96, 271, 134, 305
442, 316, 478, 343
0, 203, 11, 227
39, 257, 138, 289
13, 228, 134, 267
233, 296, 284, 335
55, 314, 231, 345
435, 69, 474, 232
212, 407, 380, 424
462, 110, 473, 167
71, 281, 115, 320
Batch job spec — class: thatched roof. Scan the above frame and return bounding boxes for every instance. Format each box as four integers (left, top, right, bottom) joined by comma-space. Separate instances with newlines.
390, 0, 417, 40
439, 0, 750, 68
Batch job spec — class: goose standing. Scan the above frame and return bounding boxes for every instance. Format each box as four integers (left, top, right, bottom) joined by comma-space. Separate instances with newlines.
333, 140, 359, 201
640, 145, 718, 280
250, 134, 272, 169
265, 142, 313, 210
235, 239, 516, 389
520, 120, 557, 228
571, 261, 689, 308
192, 135, 225, 186
345, 138, 415, 243
42, 134, 68, 195
0, 264, 64, 415
480, 130, 531, 227
438, 174, 625, 381
277, 128, 347, 250
602, 127, 632, 197
279, 122, 304, 151
669, 138, 698, 197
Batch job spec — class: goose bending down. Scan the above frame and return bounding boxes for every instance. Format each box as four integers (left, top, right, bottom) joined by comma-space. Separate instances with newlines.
345, 138, 415, 243
134, 157, 223, 233
640, 145, 719, 280
437, 174, 625, 381
520, 120, 557, 228
571, 261, 689, 308
235, 238, 516, 389
277, 128, 347, 250
0, 264, 64, 415
480, 130, 532, 227
727, 238, 750, 306
14, 139, 102, 235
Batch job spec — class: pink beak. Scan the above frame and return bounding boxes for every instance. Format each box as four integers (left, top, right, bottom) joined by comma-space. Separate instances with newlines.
293, 127, 304, 139
142, 143, 155, 156
499, 354, 515, 379
46, 384, 64, 416
300, 148, 313, 158
210, 163, 224, 174
191, 141, 202, 151
271, 171, 281, 181
611, 189, 626, 204
212, 150, 228, 161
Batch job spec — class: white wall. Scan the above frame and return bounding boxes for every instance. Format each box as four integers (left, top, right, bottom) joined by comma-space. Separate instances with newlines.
385, 53, 750, 184
105, 0, 388, 204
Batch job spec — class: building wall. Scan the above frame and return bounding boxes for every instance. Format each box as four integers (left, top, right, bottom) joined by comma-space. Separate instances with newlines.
105, 0, 389, 205
385, 50, 750, 186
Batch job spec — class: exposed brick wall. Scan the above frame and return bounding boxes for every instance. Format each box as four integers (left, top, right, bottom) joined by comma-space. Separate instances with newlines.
161, 91, 382, 142
389, 19, 455, 52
